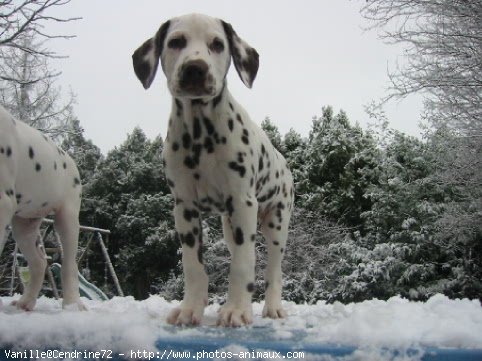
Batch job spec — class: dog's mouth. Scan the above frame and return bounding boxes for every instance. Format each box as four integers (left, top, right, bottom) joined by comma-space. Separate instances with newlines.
177, 83, 215, 97
175, 60, 216, 98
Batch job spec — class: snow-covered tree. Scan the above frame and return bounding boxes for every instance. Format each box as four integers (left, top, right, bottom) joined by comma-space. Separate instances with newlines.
0, 34, 76, 137
84, 128, 177, 299
297, 106, 380, 229
261, 117, 283, 153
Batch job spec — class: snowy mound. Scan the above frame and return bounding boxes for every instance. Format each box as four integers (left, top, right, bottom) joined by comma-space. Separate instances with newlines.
1, 294, 481, 360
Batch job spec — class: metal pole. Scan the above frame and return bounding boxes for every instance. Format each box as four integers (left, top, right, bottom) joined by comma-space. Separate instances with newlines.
9, 243, 18, 296
96, 232, 124, 297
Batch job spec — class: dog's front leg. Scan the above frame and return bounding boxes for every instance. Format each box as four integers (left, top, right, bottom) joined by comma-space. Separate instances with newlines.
167, 202, 208, 326
218, 198, 258, 327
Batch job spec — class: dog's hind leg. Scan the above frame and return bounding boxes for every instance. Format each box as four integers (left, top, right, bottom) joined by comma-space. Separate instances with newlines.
260, 205, 291, 319
54, 203, 85, 310
0, 191, 15, 257
10, 217, 45, 311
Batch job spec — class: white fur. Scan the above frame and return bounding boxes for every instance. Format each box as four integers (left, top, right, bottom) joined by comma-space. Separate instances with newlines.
0, 105, 84, 311
133, 13, 294, 327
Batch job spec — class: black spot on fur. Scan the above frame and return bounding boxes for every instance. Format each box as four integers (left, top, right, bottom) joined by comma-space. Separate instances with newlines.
251, 234, 256, 242
241, 47, 260, 84
35, 163, 41, 172
228, 118, 234, 132
184, 232, 195, 248
247, 282, 255, 293
183, 209, 200, 222
182, 133, 192, 149
273, 240, 280, 245
74, 177, 81, 187
258, 156, 264, 171
204, 137, 214, 153
212, 90, 223, 108
193, 117, 202, 139
203, 117, 215, 135
41, 202, 48, 207
229, 102, 234, 111
172, 142, 180, 151
236, 113, 244, 125
246, 200, 253, 207
175, 98, 183, 116
167, 179, 175, 188
54, 162, 57, 170
6, 147, 12, 157
63, 162, 67, 169
193, 173, 200, 180
225, 196, 234, 216
184, 156, 196, 169
241, 129, 249, 144
28, 146, 34, 159
228, 161, 246, 177
235, 227, 244, 245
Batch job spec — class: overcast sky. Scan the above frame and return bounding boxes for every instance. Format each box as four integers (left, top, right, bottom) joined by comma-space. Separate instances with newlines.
47, 0, 424, 154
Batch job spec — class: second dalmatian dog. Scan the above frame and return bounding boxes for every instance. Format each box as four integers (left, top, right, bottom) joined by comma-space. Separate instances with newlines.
132, 13, 294, 326
0, 105, 84, 312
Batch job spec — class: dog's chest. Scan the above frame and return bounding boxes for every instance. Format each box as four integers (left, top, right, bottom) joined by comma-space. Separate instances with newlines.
162, 99, 259, 206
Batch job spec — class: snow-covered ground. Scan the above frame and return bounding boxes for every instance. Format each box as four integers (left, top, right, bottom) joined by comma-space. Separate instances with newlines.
1, 294, 481, 361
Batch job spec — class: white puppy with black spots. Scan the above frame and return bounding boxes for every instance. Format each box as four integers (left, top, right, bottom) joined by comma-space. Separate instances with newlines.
132, 13, 294, 327
0, 105, 84, 311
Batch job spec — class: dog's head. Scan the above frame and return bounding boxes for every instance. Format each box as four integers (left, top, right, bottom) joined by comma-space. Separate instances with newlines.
132, 13, 259, 99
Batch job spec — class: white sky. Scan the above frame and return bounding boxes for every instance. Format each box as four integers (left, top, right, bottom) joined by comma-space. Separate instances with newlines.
47, 0, 424, 154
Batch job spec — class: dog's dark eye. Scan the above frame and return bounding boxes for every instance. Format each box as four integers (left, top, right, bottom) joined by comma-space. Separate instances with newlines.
209, 38, 224, 53
168, 36, 187, 50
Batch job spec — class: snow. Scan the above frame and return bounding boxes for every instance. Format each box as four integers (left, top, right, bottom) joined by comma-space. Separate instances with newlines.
0, 294, 481, 360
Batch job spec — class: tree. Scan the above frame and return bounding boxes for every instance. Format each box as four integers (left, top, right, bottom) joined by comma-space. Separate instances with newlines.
84, 128, 177, 299
361, 0, 481, 133
297, 106, 380, 229
261, 117, 283, 153
0, 0, 79, 60
0, 34, 75, 136
361, 0, 482, 300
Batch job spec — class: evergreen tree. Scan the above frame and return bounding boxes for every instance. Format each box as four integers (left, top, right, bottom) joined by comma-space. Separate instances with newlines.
297, 106, 380, 229
261, 117, 283, 153
84, 128, 177, 299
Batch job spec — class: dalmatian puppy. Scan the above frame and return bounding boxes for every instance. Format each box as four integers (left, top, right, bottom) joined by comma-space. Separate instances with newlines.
0, 105, 84, 311
132, 13, 294, 327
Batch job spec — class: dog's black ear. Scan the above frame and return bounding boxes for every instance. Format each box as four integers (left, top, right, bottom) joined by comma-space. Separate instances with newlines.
221, 20, 259, 88
132, 20, 170, 89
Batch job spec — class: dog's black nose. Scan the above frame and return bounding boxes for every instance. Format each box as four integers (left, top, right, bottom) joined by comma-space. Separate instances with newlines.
180, 60, 209, 92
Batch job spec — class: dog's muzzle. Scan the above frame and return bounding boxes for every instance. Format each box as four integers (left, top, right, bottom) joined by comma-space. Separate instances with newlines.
179, 60, 213, 96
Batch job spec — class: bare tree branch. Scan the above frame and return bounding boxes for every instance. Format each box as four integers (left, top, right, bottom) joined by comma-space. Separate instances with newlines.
0, 0, 80, 58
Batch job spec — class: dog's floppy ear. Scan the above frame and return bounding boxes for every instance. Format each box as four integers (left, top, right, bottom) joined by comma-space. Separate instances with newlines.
221, 20, 259, 88
132, 20, 170, 89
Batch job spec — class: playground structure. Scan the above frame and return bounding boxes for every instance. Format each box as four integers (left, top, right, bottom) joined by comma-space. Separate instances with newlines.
0, 219, 123, 301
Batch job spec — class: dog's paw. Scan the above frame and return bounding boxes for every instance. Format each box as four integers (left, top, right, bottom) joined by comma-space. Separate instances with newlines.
262, 303, 287, 319
166, 304, 205, 326
217, 304, 253, 327
11, 297, 36, 311
63, 299, 87, 311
